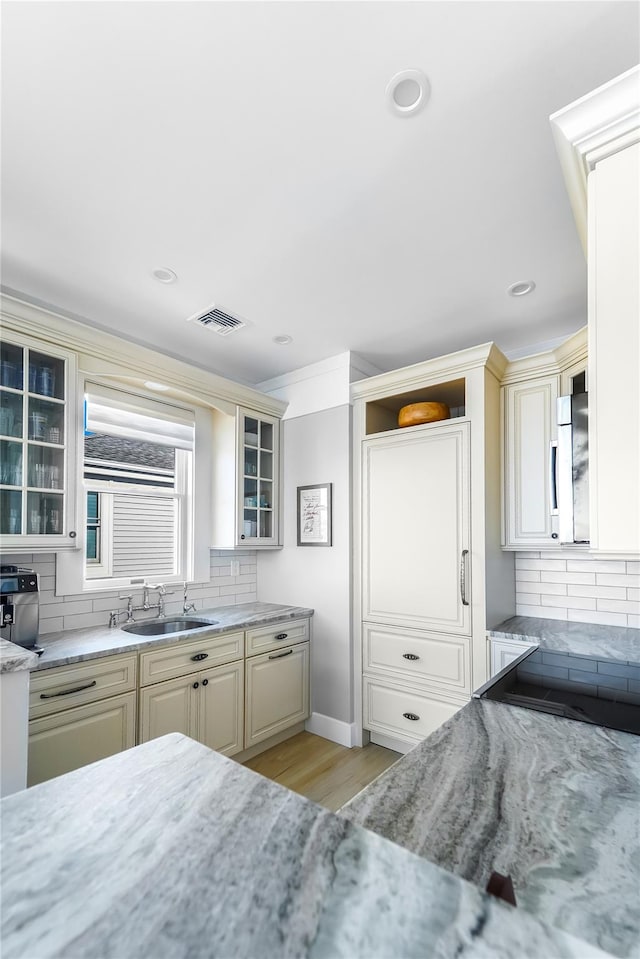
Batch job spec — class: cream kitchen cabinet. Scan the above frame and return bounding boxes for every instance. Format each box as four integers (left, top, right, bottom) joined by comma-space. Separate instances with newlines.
211, 406, 281, 549
27, 653, 137, 786
551, 67, 639, 554
139, 660, 244, 758
245, 641, 309, 749
489, 638, 536, 677
500, 328, 587, 550
0, 326, 78, 552
138, 630, 245, 758
362, 421, 471, 636
352, 343, 513, 751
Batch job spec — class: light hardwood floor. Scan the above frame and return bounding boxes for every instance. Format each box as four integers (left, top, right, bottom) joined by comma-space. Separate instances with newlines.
242, 731, 401, 812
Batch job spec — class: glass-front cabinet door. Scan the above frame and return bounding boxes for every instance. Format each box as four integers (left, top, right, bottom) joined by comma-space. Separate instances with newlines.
237, 408, 279, 547
0, 334, 77, 550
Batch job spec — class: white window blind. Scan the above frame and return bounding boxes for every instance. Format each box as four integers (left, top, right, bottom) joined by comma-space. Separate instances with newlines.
84, 383, 195, 450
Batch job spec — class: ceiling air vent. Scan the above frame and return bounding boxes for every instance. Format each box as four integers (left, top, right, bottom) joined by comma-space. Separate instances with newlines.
187, 304, 246, 336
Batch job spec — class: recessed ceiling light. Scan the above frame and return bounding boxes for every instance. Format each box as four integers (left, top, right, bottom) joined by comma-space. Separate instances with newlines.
152, 267, 177, 284
273, 335, 293, 345
507, 280, 536, 297
386, 69, 430, 118
144, 381, 170, 391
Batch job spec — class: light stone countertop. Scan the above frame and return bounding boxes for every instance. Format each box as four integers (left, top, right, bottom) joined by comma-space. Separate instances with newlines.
489, 615, 640, 664
0, 733, 611, 959
32, 602, 314, 671
341, 697, 640, 958
0, 638, 39, 674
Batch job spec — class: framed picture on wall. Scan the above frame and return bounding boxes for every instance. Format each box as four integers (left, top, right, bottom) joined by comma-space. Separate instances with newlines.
297, 483, 332, 547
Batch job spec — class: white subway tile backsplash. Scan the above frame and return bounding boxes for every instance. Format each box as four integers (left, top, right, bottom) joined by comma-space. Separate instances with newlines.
541, 571, 596, 585
597, 573, 640, 588
1, 551, 258, 637
517, 581, 567, 595
568, 584, 626, 600
597, 598, 640, 615
515, 559, 567, 572
515, 552, 640, 628
516, 604, 568, 620
516, 570, 541, 582
566, 560, 627, 574
568, 609, 629, 627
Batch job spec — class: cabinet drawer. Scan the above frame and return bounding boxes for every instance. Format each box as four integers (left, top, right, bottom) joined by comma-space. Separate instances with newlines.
139, 631, 244, 686
245, 618, 309, 657
363, 677, 465, 744
30, 654, 137, 720
363, 623, 470, 692
28, 691, 136, 787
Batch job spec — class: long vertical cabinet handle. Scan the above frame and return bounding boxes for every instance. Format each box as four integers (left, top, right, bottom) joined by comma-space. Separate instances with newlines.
549, 441, 559, 514
460, 549, 470, 607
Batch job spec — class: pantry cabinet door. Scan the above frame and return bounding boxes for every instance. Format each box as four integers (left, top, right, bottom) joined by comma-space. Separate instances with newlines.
363, 421, 471, 635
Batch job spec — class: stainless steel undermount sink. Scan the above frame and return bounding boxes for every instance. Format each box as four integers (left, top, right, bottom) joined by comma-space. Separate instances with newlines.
121, 617, 217, 636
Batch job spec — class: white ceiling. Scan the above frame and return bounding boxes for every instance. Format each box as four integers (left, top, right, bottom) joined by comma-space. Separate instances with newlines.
2, 2, 639, 386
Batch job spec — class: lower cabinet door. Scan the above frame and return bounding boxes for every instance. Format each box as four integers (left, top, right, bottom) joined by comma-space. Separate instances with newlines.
198, 661, 244, 758
363, 677, 464, 746
490, 639, 536, 677
28, 691, 136, 787
245, 643, 310, 748
139, 675, 194, 744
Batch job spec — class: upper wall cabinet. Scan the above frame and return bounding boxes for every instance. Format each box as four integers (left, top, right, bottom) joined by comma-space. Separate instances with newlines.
501, 330, 587, 550
0, 332, 78, 551
211, 406, 281, 549
551, 66, 640, 554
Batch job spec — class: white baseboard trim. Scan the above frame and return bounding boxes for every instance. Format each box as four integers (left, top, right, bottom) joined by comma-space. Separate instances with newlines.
305, 712, 358, 747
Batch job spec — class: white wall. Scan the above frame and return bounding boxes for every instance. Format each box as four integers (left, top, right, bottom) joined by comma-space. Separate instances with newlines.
257, 405, 353, 738
257, 351, 378, 746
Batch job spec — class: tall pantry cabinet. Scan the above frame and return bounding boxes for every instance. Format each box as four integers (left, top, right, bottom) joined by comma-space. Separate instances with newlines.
352, 343, 514, 752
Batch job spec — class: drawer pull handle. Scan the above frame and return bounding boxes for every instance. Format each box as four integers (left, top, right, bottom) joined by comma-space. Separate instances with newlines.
268, 649, 293, 660
402, 653, 420, 661
403, 712, 420, 722
275, 633, 288, 641
40, 680, 97, 699
191, 653, 209, 662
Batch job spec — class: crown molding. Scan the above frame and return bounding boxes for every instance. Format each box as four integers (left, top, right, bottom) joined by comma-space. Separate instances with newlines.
350, 341, 507, 401
501, 327, 587, 385
550, 65, 640, 256
0, 293, 287, 418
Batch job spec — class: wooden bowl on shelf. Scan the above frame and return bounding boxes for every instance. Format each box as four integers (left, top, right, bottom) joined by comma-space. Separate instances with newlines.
398, 401, 450, 428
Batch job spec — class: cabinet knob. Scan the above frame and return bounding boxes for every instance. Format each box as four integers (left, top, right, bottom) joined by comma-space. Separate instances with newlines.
69, 530, 77, 539
193, 682, 199, 689
551, 533, 559, 539
202, 678, 209, 686
402, 653, 420, 661
403, 712, 420, 722
240, 534, 246, 540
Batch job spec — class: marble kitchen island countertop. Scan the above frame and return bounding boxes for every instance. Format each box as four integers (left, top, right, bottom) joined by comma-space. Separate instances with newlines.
0, 733, 610, 959
0, 638, 39, 673
32, 602, 314, 671
489, 615, 640, 664
340, 697, 640, 958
